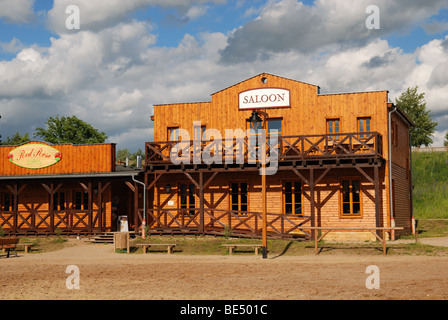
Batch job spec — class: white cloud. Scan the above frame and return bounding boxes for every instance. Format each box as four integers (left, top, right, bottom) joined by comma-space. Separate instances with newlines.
219, 0, 448, 63
0, 0, 34, 24
1, 0, 448, 150
0, 38, 26, 54
47, 0, 225, 34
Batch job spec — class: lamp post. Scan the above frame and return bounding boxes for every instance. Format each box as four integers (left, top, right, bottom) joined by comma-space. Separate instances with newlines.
248, 110, 268, 259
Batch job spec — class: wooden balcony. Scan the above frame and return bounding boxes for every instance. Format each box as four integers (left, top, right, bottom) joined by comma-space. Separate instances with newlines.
145, 132, 383, 166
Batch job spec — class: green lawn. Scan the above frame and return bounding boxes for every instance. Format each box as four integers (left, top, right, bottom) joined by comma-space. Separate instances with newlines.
412, 151, 448, 219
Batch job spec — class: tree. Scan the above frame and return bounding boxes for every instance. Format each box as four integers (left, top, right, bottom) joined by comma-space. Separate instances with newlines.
117, 148, 131, 162
34, 115, 107, 144
395, 86, 437, 147
1, 131, 30, 145
444, 132, 448, 147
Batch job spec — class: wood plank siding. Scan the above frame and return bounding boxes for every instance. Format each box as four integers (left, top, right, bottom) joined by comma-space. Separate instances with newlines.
0, 142, 116, 176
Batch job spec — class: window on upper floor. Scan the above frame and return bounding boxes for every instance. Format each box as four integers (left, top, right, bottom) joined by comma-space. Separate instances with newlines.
357, 117, 371, 139
326, 118, 341, 141
167, 127, 180, 141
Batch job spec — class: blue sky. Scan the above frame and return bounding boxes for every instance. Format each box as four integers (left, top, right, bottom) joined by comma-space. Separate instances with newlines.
1, 0, 448, 151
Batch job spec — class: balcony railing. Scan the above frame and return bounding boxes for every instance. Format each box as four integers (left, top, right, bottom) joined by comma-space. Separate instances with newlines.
145, 132, 383, 165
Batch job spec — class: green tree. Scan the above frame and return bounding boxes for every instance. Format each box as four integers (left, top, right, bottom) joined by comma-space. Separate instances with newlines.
34, 115, 107, 144
395, 86, 437, 147
1, 131, 30, 145
117, 148, 131, 162
444, 131, 448, 147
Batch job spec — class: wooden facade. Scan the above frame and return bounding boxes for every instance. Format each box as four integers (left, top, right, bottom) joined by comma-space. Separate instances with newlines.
0, 141, 144, 235
0, 73, 413, 240
145, 73, 413, 240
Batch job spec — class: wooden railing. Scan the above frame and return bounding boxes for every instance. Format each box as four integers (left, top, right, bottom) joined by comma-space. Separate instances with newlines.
0, 208, 100, 234
146, 208, 312, 239
145, 132, 383, 165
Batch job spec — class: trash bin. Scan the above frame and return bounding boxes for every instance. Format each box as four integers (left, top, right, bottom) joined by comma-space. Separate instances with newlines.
114, 232, 130, 253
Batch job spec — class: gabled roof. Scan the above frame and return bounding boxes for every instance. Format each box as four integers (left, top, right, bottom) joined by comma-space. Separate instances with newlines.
211, 72, 318, 96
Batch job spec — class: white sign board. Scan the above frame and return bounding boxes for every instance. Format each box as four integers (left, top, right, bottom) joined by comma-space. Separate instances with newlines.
239, 88, 290, 110
119, 216, 129, 232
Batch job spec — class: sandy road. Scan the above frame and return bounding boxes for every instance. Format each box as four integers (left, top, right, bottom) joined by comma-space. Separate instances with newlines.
1, 239, 447, 300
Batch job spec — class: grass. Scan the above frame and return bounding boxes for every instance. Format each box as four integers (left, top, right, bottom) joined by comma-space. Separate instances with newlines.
412, 151, 448, 219
11, 236, 70, 254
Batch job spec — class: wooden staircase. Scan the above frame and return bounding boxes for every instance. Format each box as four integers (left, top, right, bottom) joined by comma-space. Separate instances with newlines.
87, 232, 137, 243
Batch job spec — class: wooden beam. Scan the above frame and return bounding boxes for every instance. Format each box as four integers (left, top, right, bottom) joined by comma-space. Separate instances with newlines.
184, 172, 200, 189
355, 166, 374, 184
291, 168, 310, 185
374, 165, 381, 229
315, 168, 331, 185
199, 171, 204, 234
203, 171, 219, 189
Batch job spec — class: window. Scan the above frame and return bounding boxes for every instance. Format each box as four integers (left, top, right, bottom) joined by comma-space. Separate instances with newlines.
326, 118, 340, 141
358, 117, 371, 139
267, 119, 282, 156
340, 179, 362, 217
230, 182, 248, 214
247, 119, 282, 158
74, 191, 88, 210
283, 181, 303, 216
53, 191, 66, 210
179, 184, 196, 215
267, 119, 282, 137
193, 125, 206, 149
168, 127, 179, 141
0, 192, 14, 211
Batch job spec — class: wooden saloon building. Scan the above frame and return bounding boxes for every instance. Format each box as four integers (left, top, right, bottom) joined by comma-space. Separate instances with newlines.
1, 73, 413, 242
145, 73, 413, 242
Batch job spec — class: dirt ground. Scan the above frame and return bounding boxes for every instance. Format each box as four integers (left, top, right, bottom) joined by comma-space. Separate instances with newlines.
0, 238, 447, 301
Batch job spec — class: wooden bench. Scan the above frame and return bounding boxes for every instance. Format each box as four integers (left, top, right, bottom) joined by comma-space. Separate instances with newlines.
0, 238, 19, 258
308, 226, 405, 255
136, 243, 177, 254
19, 243, 34, 254
223, 244, 262, 255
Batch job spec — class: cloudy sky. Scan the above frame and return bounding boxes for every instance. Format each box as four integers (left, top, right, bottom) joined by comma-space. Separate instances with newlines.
0, 0, 447, 151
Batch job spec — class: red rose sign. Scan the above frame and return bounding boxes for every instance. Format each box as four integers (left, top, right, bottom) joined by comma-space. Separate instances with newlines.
7, 143, 62, 169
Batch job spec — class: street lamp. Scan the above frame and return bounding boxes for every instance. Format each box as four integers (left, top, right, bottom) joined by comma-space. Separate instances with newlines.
248, 109, 268, 259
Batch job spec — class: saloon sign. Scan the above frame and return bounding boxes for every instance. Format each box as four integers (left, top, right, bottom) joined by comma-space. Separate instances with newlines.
7, 143, 62, 169
239, 88, 290, 110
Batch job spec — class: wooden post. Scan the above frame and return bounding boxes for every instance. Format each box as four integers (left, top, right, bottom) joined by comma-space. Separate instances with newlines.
310, 168, 315, 240
262, 161, 267, 258
98, 182, 103, 232
199, 171, 204, 234
88, 182, 93, 233
49, 183, 55, 233
374, 165, 380, 229
134, 181, 138, 233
